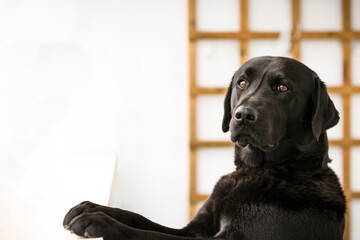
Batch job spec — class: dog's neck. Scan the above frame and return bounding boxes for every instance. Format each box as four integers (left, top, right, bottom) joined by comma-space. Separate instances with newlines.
234, 132, 330, 170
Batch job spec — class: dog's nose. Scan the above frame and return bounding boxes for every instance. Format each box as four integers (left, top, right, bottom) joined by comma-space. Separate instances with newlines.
234, 106, 257, 124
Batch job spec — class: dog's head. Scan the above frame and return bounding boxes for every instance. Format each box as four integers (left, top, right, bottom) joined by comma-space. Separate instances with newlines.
222, 56, 339, 167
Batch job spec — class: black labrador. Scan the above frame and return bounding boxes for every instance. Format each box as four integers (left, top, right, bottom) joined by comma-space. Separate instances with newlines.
63, 56, 346, 240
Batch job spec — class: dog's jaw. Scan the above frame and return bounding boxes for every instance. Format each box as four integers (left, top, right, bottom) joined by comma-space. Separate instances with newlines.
234, 134, 329, 170
233, 133, 277, 153
235, 144, 264, 168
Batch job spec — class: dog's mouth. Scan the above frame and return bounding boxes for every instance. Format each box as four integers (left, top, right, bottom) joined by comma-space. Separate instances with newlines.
234, 135, 276, 152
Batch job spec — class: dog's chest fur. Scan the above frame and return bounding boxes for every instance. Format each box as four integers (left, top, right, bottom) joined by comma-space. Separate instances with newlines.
209, 166, 345, 236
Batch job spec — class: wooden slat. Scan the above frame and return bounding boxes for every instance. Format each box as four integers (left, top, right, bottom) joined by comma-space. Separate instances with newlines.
240, 40, 248, 64
188, 0, 196, 42
240, 0, 248, 33
191, 141, 234, 148
189, 43, 197, 140
189, 149, 198, 219
190, 31, 360, 40
352, 192, 360, 199
301, 31, 356, 39
188, 0, 197, 220
240, 0, 248, 64
192, 87, 227, 95
190, 31, 279, 40
328, 86, 360, 95
343, 0, 351, 32
291, 0, 300, 60
329, 140, 360, 146
342, 1, 352, 238
343, 145, 351, 240
191, 193, 209, 202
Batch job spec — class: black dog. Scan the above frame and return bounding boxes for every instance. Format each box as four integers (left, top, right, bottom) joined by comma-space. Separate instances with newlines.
63, 56, 346, 240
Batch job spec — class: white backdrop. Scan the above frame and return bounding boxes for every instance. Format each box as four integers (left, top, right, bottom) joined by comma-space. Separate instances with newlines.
0, 0, 189, 228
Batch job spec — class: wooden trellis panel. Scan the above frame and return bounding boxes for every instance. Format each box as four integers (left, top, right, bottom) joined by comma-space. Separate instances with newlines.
188, 0, 360, 239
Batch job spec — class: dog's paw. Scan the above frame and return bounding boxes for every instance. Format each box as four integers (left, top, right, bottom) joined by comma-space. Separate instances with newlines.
63, 201, 104, 229
66, 211, 128, 239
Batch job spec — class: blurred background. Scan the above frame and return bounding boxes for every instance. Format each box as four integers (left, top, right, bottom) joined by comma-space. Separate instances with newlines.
0, 0, 359, 240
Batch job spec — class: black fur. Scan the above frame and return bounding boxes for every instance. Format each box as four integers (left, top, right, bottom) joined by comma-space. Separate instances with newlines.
63, 56, 345, 240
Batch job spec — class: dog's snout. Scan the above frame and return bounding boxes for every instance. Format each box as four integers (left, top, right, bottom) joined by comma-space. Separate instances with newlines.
234, 106, 257, 124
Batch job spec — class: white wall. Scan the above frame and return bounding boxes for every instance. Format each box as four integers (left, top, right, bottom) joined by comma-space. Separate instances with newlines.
0, 0, 189, 228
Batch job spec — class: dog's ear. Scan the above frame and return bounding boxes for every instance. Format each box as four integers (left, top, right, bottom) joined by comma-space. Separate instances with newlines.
311, 76, 339, 141
222, 78, 233, 132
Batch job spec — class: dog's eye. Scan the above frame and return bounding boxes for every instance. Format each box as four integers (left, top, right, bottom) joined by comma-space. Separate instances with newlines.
277, 84, 288, 92
237, 80, 248, 89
